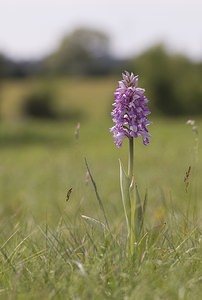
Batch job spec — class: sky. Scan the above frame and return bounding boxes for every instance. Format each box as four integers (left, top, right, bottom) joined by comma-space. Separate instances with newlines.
0, 0, 202, 61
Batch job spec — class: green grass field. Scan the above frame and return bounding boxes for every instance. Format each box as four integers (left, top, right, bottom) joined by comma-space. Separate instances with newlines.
0, 77, 202, 299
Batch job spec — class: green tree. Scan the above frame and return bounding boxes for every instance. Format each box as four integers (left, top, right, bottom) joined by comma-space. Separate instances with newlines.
44, 27, 112, 75
130, 45, 202, 115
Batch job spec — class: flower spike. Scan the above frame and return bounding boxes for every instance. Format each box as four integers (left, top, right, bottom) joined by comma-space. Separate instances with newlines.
110, 71, 151, 147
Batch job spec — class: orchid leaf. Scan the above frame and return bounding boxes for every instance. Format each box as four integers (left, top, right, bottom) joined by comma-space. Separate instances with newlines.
119, 159, 130, 235
135, 183, 144, 240
129, 176, 136, 256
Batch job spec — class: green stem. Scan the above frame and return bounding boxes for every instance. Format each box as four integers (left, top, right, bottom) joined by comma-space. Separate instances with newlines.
128, 137, 134, 180
128, 137, 135, 257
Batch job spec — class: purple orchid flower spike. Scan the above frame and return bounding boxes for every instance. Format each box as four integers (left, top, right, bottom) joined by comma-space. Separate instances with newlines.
110, 71, 151, 147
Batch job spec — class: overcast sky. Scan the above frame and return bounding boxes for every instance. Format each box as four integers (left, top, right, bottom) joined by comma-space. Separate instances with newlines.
0, 0, 202, 61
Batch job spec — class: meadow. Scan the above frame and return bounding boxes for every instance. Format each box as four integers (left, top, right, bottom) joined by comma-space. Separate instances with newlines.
0, 77, 202, 299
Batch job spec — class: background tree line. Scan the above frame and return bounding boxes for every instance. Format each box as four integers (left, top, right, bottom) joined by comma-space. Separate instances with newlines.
0, 27, 202, 116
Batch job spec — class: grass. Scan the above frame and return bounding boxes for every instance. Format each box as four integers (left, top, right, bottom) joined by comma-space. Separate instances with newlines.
0, 77, 202, 299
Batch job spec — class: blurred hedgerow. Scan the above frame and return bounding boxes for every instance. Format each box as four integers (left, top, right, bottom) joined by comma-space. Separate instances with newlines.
21, 85, 84, 121
22, 87, 57, 119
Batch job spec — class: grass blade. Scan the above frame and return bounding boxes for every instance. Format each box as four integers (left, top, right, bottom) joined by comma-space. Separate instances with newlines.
84, 158, 111, 233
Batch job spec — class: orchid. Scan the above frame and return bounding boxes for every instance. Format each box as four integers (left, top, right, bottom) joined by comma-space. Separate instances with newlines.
110, 71, 152, 257
110, 71, 151, 147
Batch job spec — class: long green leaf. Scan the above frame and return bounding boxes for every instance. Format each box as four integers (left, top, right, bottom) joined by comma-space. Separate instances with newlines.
135, 183, 144, 241
129, 176, 136, 257
119, 159, 130, 235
